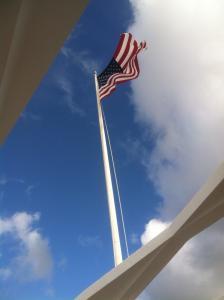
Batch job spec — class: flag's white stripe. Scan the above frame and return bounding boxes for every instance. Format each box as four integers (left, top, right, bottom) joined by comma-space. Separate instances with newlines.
117, 54, 138, 82
99, 73, 123, 98
99, 68, 124, 95
99, 57, 137, 99
110, 54, 138, 86
99, 43, 146, 99
99, 54, 139, 99
125, 62, 130, 74
120, 41, 135, 68
99, 69, 127, 97
115, 33, 130, 63
99, 54, 136, 96
99, 42, 145, 97
99, 44, 145, 99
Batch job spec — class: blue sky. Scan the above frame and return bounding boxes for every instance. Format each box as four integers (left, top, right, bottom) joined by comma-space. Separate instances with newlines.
2, 0, 224, 299
0, 1, 161, 299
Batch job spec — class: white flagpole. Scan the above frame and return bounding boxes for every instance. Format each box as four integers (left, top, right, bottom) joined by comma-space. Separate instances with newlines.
94, 71, 123, 267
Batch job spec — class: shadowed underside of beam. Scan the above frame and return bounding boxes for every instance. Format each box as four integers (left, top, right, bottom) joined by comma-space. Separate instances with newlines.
76, 162, 224, 300
0, 0, 89, 144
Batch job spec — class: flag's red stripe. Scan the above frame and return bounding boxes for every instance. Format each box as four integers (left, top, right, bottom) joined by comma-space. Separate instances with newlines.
99, 51, 140, 99
99, 38, 147, 100
121, 40, 138, 69
99, 48, 140, 98
117, 33, 132, 65
99, 62, 136, 99
99, 67, 126, 96
113, 33, 126, 60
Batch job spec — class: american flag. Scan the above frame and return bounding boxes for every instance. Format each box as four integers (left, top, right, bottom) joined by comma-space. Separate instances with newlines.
97, 33, 147, 100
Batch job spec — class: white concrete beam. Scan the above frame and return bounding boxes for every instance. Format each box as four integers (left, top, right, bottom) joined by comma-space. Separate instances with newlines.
76, 162, 224, 300
0, 0, 89, 143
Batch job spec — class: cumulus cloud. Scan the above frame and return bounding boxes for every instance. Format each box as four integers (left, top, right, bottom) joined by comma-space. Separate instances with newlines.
0, 212, 53, 281
129, 0, 224, 217
128, 0, 224, 299
138, 219, 224, 300
140, 218, 170, 245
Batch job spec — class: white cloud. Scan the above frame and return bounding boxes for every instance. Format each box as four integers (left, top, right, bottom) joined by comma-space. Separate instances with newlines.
0, 212, 53, 281
25, 184, 37, 199
58, 256, 67, 272
20, 111, 41, 121
61, 47, 99, 75
0, 175, 25, 186
45, 287, 55, 297
0, 268, 12, 280
0, 175, 8, 186
138, 219, 224, 300
129, 0, 224, 217
77, 235, 103, 248
57, 75, 86, 117
129, 233, 140, 245
57, 42, 99, 117
128, 0, 224, 299
140, 219, 170, 245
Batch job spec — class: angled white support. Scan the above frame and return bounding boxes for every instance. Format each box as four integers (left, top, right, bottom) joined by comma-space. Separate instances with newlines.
75, 162, 224, 300
0, 0, 89, 143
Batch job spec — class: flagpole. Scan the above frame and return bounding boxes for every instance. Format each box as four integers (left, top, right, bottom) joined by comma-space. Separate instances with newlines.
94, 71, 123, 267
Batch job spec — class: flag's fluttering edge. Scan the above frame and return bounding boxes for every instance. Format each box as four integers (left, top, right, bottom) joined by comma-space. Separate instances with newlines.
97, 33, 147, 100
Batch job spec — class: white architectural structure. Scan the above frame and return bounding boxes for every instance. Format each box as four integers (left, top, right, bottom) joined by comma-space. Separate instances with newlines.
76, 162, 224, 300
0, 0, 89, 143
